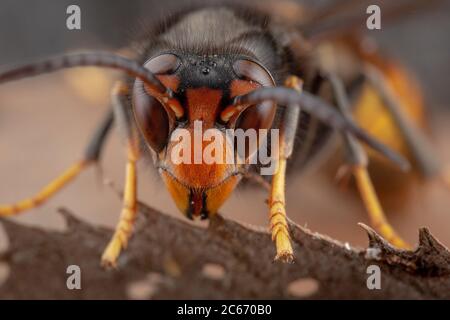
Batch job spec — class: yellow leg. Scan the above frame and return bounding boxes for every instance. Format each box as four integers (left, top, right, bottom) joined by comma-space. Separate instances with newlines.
353, 166, 410, 249
327, 72, 410, 249
268, 75, 303, 263
0, 160, 88, 216
269, 157, 294, 262
101, 144, 138, 268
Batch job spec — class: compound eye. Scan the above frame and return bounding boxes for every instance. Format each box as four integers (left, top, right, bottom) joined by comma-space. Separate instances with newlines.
132, 53, 180, 152
132, 80, 169, 153
231, 59, 277, 161
144, 53, 180, 74
231, 61, 276, 131
233, 59, 274, 87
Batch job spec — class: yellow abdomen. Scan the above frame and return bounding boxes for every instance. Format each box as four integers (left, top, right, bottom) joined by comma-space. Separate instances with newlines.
353, 60, 426, 168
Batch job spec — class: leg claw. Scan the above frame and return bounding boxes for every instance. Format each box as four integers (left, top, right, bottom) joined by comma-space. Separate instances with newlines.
274, 251, 295, 264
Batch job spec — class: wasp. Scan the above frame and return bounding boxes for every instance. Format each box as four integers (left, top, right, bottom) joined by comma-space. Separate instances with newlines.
0, 0, 448, 267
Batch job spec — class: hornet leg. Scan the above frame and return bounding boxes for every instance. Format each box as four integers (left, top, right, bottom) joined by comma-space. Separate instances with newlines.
269, 76, 302, 262
329, 72, 410, 248
0, 109, 114, 216
101, 81, 140, 268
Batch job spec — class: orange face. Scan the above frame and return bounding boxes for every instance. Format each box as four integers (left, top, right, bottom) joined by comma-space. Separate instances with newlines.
132, 53, 276, 219
159, 86, 242, 219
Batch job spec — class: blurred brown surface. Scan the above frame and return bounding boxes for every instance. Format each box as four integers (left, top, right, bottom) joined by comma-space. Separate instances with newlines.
1, 205, 449, 299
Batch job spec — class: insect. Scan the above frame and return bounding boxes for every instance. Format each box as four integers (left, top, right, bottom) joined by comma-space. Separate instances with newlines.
0, 0, 448, 268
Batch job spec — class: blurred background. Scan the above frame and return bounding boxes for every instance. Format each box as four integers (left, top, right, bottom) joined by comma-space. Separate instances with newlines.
0, 0, 450, 258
